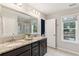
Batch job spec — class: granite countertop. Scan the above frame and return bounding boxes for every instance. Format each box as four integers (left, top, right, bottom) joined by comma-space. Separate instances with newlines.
0, 36, 46, 54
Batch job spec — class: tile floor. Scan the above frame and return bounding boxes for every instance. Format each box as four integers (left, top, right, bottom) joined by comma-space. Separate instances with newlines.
45, 47, 79, 56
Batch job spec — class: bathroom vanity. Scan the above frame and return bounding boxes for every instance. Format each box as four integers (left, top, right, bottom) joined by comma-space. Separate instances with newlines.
0, 37, 47, 56
0, 5, 47, 56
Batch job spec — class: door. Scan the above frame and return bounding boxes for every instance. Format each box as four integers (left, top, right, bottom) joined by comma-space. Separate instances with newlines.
41, 19, 45, 35
45, 19, 56, 48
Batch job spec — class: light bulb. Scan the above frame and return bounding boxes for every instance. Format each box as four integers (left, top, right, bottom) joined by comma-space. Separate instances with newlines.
14, 3, 22, 6
17, 3, 22, 6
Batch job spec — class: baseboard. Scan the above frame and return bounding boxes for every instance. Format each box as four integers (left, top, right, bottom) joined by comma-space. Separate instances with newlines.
58, 47, 79, 55
47, 46, 57, 48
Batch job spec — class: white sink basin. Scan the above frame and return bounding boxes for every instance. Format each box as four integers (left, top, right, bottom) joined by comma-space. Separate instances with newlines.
6, 39, 32, 47
6, 39, 27, 47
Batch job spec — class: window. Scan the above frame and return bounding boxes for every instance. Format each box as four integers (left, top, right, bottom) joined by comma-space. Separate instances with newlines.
63, 16, 77, 41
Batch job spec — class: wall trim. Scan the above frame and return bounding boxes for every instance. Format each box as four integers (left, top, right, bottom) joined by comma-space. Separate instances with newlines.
57, 47, 79, 55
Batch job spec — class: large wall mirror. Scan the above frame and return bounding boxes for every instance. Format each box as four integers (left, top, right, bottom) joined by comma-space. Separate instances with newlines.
0, 6, 38, 37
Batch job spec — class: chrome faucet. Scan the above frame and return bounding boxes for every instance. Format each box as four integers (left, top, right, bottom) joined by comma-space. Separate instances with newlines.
10, 33, 15, 41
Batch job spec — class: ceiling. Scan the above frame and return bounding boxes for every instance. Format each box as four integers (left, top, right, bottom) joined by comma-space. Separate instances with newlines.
26, 3, 79, 15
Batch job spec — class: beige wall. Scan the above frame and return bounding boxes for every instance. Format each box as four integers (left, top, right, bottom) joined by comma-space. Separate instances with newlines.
47, 6, 79, 54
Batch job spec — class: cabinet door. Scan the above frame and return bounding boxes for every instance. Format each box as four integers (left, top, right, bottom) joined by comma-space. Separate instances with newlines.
43, 39, 47, 55
19, 50, 31, 56
31, 46, 39, 56
40, 39, 47, 56
40, 45, 44, 56
1, 44, 31, 56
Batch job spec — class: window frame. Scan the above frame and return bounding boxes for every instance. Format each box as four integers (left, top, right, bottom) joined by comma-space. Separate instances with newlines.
61, 16, 78, 43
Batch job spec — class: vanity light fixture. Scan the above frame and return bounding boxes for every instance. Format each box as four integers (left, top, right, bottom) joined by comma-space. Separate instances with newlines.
33, 9, 39, 15
33, 9, 36, 13
69, 3, 77, 7
14, 3, 22, 6
35, 11, 37, 14
17, 3, 22, 6
37, 12, 40, 17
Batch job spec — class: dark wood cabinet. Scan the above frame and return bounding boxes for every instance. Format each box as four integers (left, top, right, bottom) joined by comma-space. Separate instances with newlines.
0, 38, 47, 56
31, 46, 39, 56
31, 41, 39, 48
1, 44, 31, 56
31, 41, 39, 56
40, 38, 47, 56
19, 50, 31, 56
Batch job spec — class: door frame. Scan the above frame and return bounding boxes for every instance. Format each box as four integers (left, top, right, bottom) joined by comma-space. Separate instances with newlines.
41, 19, 45, 36
55, 19, 57, 48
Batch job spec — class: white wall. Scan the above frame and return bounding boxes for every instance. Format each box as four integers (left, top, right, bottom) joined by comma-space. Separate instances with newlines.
0, 16, 2, 35
56, 15, 79, 54
0, 16, 1, 35
47, 6, 79, 54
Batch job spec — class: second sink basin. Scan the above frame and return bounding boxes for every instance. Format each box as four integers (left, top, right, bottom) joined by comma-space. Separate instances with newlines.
6, 42, 23, 47
3, 39, 31, 48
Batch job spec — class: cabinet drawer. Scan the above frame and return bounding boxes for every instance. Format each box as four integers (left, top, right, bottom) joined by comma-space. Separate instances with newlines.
1, 44, 31, 56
